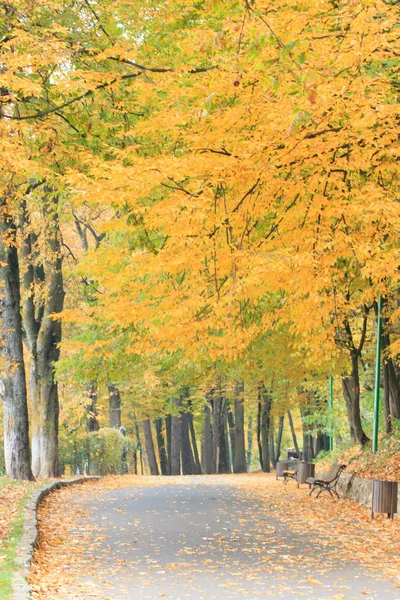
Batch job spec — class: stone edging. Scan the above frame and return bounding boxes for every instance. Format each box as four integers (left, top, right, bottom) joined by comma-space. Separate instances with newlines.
11, 476, 101, 600
321, 471, 399, 516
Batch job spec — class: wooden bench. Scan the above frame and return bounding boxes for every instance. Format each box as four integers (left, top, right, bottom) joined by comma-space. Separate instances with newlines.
306, 463, 346, 498
282, 463, 299, 485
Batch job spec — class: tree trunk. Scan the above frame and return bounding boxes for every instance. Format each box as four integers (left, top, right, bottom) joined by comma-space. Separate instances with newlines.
31, 355, 60, 478
154, 418, 168, 475
0, 219, 33, 480
227, 405, 235, 468
134, 414, 144, 475
212, 395, 223, 473
341, 352, 369, 445
300, 400, 315, 462
233, 381, 246, 473
181, 412, 196, 475
260, 383, 272, 473
257, 395, 263, 470
381, 297, 400, 425
270, 420, 276, 468
86, 382, 100, 433
383, 361, 392, 434
274, 415, 285, 463
246, 414, 253, 472
188, 413, 202, 474
382, 336, 400, 426
170, 397, 181, 475
21, 197, 64, 478
287, 410, 300, 456
218, 402, 230, 474
143, 419, 159, 475
166, 415, 172, 475
202, 402, 214, 474
120, 425, 128, 474
315, 432, 330, 455
108, 384, 121, 429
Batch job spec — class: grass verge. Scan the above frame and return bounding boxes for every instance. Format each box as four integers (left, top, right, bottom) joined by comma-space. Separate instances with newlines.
0, 479, 38, 600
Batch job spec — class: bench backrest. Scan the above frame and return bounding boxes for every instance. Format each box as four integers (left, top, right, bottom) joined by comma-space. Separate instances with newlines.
320, 463, 346, 483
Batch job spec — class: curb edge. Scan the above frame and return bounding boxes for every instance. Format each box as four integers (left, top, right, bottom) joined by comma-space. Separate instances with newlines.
11, 476, 101, 600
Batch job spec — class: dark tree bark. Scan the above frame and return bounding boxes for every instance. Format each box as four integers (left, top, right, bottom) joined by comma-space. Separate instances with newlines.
86, 382, 100, 433
246, 414, 253, 471
260, 383, 272, 472
381, 298, 400, 427
339, 314, 370, 446
341, 352, 369, 445
166, 414, 172, 475
257, 394, 263, 470
143, 419, 159, 475
227, 405, 235, 468
108, 384, 121, 429
287, 410, 300, 456
383, 355, 400, 422
170, 397, 181, 475
269, 419, 276, 468
0, 211, 34, 480
233, 381, 246, 473
202, 402, 214, 474
383, 362, 392, 434
181, 412, 196, 475
21, 197, 64, 478
274, 415, 285, 464
315, 432, 330, 455
188, 413, 202, 474
212, 394, 223, 473
300, 399, 315, 462
217, 402, 230, 474
154, 418, 168, 475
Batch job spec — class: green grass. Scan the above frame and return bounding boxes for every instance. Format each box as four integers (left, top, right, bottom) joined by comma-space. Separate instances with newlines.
0, 479, 38, 600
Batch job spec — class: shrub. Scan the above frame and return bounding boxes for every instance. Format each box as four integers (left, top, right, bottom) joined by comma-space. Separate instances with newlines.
58, 427, 133, 476
87, 428, 132, 475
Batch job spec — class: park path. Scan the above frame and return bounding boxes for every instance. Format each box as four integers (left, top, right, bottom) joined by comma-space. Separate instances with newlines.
30, 474, 400, 599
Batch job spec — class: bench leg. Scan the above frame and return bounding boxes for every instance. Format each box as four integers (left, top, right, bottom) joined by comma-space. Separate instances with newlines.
316, 487, 333, 498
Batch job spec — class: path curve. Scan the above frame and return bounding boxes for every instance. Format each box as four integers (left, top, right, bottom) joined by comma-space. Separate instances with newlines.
30, 474, 400, 599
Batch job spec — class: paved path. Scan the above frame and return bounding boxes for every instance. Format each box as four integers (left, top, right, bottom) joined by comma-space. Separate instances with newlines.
32, 475, 400, 599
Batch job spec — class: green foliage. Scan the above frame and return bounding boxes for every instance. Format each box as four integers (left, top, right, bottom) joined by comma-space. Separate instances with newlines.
59, 427, 133, 476
88, 428, 133, 476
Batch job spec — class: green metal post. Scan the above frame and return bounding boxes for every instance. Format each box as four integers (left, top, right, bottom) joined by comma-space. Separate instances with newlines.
329, 375, 333, 451
372, 295, 383, 454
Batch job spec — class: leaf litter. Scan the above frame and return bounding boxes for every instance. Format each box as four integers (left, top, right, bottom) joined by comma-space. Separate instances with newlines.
30, 473, 400, 599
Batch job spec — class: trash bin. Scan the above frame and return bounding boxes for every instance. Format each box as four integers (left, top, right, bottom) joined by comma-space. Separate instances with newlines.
276, 460, 290, 480
297, 462, 315, 488
371, 480, 398, 519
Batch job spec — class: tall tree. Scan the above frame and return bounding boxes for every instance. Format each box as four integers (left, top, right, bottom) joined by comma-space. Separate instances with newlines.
0, 202, 34, 480
21, 194, 64, 478
143, 419, 159, 476
202, 402, 214, 474
233, 381, 246, 473
154, 418, 168, 476
170, 397, 182, 475
108, 385, 122, 429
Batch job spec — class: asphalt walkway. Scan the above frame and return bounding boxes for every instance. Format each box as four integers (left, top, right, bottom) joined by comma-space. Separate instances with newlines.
31, 475, 400, 599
